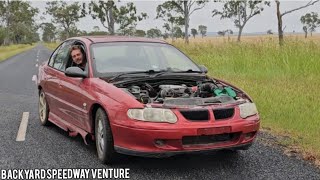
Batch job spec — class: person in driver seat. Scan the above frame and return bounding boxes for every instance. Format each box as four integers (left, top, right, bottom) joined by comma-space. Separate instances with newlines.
70, 45, 86, 71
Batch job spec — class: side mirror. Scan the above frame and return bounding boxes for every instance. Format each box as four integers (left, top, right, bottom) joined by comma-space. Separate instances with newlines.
65, 67, 87, 78
199, 65, 208, 74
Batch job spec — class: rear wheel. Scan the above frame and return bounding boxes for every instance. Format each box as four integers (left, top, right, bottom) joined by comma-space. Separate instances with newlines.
95, 108, 117, 164
38, 90, 50, 126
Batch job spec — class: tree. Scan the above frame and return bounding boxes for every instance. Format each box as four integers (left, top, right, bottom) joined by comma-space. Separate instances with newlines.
162, 32, 170, 40
0, 1, 39, 44
267, 29, 273, 34
85, 0, 115, 34
146, 28, 162, 38
198, 25, 207, 38
157, 12, 184, 41
275, 0, 319, 46
134, 29, 146, 37
213, 0, 270, 42
85, 1, 147, 35
301, 12, 320, 37
218, 29, 233, 40
40, 23, 56, 42
303, 26, 308, 38
217, 31, 226, 36
116, 2, 148, 35
173, 26, 183, 39
191, 28, 198, 38
156, 0, 208, 44
0, 27, 5, 44
45, 1, 84, 39
225, 29, 233, 41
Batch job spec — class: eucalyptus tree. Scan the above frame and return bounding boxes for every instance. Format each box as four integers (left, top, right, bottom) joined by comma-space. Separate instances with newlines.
300, 12, 320, 37
191, 28, 198, 38
275, 0, 319, 45
212, 0, 270, 42
0, 1, 39, 44
45, 1, 84, 39
198, 25, 207, 38
156, 0, 208, 43
85, 0, 147, 35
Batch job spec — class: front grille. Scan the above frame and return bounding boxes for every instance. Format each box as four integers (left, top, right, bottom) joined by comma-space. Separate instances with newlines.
179, 109, 209, 121
213, 108, 234, 120
182, 133, 239, 146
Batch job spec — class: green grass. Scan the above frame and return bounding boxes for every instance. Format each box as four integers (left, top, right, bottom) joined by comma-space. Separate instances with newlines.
173, 38, 320, 158
44, 42, 60, 50
0, 44, 36, 62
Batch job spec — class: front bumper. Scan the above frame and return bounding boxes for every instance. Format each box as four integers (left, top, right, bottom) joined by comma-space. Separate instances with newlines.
111, 115, 260, 157
115, 142, 253, 158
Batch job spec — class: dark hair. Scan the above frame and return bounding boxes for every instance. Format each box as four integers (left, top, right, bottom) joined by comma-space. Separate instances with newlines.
70, 45, 82, 53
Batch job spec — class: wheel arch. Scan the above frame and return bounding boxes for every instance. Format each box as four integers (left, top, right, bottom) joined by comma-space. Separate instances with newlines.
90, 103, 110, 135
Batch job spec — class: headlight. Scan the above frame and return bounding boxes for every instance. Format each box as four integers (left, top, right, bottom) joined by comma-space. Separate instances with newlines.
127, 108, 177, 123
239, 103, 258, 119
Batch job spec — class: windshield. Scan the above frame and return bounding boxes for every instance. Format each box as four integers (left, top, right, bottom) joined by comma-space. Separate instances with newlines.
91, 42, 201, 77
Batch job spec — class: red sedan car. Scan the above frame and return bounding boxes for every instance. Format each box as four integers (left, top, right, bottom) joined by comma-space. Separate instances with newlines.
37, 36, 259, 164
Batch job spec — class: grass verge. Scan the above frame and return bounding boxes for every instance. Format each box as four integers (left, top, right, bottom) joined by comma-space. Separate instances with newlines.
173, 36, 320, 161
0, 44, 36, 62
44, 42, 60, 50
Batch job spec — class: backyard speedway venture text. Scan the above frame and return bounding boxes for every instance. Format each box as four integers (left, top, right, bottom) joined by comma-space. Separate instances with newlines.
1, 168, 130, 179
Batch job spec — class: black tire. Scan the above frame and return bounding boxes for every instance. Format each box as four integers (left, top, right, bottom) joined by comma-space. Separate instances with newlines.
95, 108, 117, 164
38, 90, 50, 126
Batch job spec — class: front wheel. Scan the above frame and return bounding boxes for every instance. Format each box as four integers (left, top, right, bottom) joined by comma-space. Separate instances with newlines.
38, 90, 50, 126
95, 108, 117, 164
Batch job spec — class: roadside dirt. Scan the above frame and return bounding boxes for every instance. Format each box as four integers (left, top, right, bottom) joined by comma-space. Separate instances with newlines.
258, 128, 320, 169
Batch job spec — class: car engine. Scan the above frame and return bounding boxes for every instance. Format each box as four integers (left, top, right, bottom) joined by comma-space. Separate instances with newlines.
119, 79, 244, 106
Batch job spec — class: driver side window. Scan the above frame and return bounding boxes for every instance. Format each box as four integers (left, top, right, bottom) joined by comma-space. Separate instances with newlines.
48, 46, 60, 67
51, 41, 73, 72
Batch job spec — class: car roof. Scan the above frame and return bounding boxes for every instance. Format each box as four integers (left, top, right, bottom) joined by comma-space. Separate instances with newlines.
70, 36, 168, 44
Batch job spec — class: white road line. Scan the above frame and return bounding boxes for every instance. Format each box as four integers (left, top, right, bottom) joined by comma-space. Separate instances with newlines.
36, 59, 38, 62
35, 64, 38, 67
16, 112, 29, 141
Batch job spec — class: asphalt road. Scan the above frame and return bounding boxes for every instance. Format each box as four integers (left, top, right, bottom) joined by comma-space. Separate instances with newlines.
0, 44, 319, 180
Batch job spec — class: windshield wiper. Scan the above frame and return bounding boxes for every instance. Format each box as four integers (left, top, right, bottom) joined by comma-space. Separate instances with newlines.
108, 69, 167, 82
173, 69, 203, 73
153, 69, 203, 77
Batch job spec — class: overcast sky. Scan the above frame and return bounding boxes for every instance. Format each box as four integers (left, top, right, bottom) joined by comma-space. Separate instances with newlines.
31, 0, 320, 34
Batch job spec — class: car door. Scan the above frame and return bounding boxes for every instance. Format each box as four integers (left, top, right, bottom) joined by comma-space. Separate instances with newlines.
45, 40, 75, 124
56, 42, 92, 131
58, 71, 92, 132
43, 42, 66, 120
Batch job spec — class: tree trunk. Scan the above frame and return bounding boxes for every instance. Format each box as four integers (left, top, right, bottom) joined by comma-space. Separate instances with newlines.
3, 0, 10, 45
305, 32, 308, 38
170, 22, 174, 42
276, 0, 284, 46
237, 26, 243, 42
183, 1, 189, 44
109, 7, 115, 35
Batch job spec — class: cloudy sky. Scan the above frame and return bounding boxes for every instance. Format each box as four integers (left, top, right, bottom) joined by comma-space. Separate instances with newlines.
31, 0, 320, 34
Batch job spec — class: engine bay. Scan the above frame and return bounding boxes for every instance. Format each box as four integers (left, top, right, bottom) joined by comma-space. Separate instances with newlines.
117, 79, 246, 106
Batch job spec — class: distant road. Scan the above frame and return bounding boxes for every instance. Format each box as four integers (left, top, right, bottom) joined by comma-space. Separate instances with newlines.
0, 45, 319, 179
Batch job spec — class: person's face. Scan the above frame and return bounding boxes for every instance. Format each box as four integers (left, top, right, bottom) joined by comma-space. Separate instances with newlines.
71, 49, 83, 65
